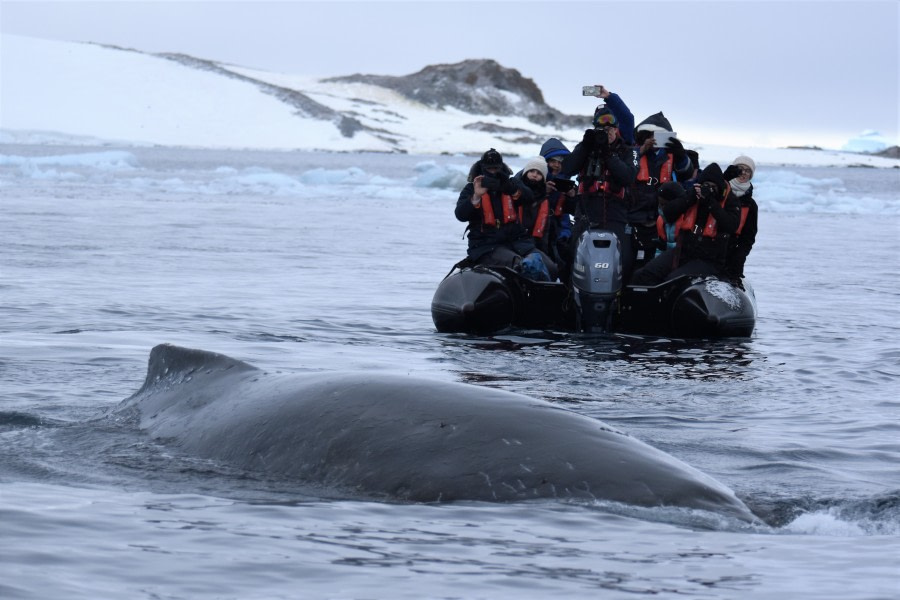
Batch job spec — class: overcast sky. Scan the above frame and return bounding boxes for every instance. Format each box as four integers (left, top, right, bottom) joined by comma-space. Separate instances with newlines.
2, 0, 897, 149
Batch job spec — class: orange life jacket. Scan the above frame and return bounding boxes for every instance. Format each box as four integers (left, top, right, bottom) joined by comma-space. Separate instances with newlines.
480, 192, 518, 229
659, 183, 731, 240
578, 179, 626, 199
637, 153, 674, 185
735, 205, 750, 235
551, 191, 567, 217
519, 200, 550, 238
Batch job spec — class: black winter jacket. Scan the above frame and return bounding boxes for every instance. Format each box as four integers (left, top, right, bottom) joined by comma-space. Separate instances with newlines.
455, 164, 536, 261
629, 148, 695, 225
726, 188, 758, 278
662, 190, 741, 265
561, 130, 638, 228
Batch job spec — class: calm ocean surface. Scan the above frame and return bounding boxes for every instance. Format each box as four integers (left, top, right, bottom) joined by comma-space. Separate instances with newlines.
1, 144, 899, 599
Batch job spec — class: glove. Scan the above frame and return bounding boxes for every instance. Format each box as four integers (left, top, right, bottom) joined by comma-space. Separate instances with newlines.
665, 137, 686, 162
686, 188, 699, 207
722, 164, 742, 181
501, 178, 520, 195
581, 128, 597, 149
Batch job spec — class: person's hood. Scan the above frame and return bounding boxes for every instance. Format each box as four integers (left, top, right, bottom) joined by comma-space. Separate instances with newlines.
634, 112, 673, 138
540, 137, 571, 160
698, 162, 726, 191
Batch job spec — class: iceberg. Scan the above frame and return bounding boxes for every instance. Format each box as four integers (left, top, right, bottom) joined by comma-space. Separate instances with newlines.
841, 130, 895, 153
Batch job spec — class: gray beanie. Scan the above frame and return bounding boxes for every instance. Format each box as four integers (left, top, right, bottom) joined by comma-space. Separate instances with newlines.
732, 155, 756, 177
522, 157, 548, 179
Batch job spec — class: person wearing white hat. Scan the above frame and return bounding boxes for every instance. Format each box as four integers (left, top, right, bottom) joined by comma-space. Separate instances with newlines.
514, 157, 559, 281
723, 155, 758, 289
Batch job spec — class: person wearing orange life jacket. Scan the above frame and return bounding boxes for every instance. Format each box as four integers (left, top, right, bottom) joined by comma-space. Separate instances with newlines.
629, 112, 695, 274
540, 138, 577, 285
561, 104, 639, 281
721, 155, 758, 290
513, 157, 559, 281
455, 148, 551, 281
653, 181, 689, 256
630, 163, 741, 286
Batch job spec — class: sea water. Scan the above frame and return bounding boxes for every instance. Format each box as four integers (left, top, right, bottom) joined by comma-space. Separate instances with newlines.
1, 144, 898, 599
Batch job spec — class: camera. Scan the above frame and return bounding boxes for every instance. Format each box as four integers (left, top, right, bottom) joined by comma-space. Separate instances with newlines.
654, 131, 676, 148
550, 178, 575, 193
700, 182, 719, 199
481, 175, 502, 191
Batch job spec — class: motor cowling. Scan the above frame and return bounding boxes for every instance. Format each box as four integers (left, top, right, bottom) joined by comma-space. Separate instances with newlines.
571, 230, 623, 332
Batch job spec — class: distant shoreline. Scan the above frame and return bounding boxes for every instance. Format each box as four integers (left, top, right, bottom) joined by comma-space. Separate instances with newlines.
1, 130, 898, 170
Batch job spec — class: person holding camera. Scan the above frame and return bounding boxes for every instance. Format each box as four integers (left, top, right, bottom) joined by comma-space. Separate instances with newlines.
540, 138, 577, 284
629, 112, 696, 274
455, 148, 553, 280
722, 156, 758, 290
513, 157, 560, 281
560, 105, 639, 280
630, 163, 741, 286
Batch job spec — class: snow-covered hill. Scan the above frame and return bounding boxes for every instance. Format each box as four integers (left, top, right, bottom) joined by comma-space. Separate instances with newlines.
1, 34, 897, 168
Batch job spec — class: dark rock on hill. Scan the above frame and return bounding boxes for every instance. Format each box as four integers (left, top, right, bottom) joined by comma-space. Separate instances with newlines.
326, 59, 585, 129
871, 145, 900, 159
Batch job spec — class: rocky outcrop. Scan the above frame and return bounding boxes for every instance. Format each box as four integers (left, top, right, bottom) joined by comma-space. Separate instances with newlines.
326, 59, 584, 128
872, 146, 900, 159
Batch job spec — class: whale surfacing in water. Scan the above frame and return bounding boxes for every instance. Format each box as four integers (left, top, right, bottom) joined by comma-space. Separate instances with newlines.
111, 344, 758, 522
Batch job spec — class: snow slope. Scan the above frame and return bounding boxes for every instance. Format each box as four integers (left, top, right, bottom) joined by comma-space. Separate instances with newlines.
1, 34, 897, 168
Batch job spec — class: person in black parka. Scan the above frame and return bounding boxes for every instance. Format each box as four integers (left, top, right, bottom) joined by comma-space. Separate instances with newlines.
722, 155, 759, 290
455, 148, 552, 280
629, 112, 696, 274
630, 162, 741, 286
561, 106, 639, 281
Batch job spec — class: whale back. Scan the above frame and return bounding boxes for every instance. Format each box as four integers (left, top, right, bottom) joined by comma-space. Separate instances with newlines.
138, 343, 256, 391
113, 345, 759, 522
113, 343, 258, 422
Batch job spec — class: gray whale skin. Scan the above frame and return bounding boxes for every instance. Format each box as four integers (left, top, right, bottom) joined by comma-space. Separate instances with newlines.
112, 344, 757, 522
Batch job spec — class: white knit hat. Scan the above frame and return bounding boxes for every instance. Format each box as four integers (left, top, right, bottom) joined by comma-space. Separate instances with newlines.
732, 155, 756, 177
522, 157, 548, 179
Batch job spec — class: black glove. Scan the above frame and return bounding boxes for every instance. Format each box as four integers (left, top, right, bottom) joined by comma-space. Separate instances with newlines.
665, 137, 686, 162
686, 188, 699, 207
722, 164, 742, 181
501, 178, 520, 195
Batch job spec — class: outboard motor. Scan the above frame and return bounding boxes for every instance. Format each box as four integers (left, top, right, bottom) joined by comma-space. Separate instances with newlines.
570, 230, 623, 332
